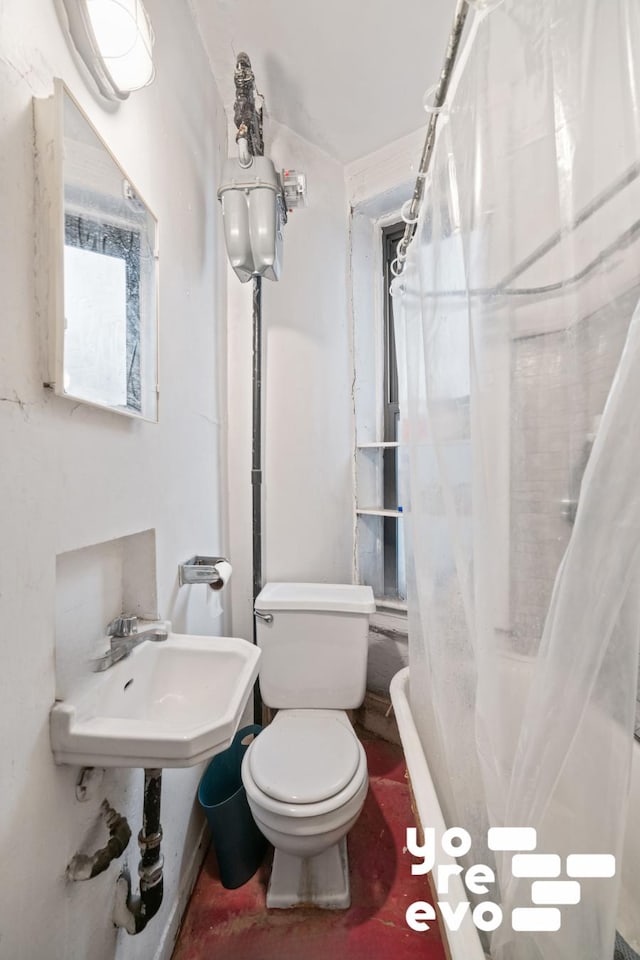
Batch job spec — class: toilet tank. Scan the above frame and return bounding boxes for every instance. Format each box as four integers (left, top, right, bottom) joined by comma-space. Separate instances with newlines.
254, 583, 375, 709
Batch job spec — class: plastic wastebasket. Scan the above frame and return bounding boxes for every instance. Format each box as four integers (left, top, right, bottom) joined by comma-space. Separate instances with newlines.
198, 724, 268, 889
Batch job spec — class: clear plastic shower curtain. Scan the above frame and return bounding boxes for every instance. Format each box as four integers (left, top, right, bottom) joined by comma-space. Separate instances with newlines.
392, 2, 640, 958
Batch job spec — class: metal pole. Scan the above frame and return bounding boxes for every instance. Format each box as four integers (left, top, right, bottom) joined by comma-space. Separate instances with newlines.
251, 275, 264, 724
396, 0, 469, 267
231, 52, 266, 725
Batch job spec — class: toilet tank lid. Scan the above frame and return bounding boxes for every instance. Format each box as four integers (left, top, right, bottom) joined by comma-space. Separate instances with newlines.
255, 582, 375, 614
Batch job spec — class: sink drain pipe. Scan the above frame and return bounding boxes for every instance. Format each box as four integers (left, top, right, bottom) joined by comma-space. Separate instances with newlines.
113, 768, 164, 935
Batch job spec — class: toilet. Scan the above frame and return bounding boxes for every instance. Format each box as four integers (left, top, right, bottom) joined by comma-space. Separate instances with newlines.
241, 582, 375, 909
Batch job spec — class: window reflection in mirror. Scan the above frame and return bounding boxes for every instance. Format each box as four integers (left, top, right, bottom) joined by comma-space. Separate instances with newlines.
61, 86, 158, 420
64, 217, 140, 410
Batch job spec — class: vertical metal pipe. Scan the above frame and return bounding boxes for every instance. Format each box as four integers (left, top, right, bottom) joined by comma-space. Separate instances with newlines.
113, 768, 164, 935
251, 275, 264, 723
232, 52, 266, 725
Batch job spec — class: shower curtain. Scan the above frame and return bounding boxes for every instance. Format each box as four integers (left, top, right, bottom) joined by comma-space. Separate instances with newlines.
392, 2, 640, 958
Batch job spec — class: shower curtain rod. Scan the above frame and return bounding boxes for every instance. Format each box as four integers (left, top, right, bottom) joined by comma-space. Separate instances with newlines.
401, 159, 640, 300
396, 0, 470, 269
398, 1, 640, 298
495, 160, 640, 292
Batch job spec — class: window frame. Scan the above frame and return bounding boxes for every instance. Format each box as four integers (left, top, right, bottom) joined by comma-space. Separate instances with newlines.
350, 185, 410, 614
382, 223, 404, 599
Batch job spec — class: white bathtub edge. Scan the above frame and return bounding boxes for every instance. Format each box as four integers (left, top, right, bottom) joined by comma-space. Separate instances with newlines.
390, 666, 487, 960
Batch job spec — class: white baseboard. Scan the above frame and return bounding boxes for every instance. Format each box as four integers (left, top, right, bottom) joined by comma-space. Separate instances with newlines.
152, 822, 209, 960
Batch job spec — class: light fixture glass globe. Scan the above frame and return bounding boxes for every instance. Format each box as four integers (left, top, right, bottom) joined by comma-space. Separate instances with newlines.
86, 0, 154, 94
61, 0, 155, 101
86, 0, 139, 58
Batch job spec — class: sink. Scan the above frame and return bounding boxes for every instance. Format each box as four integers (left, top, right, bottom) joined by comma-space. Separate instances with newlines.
50, 634, 260, 768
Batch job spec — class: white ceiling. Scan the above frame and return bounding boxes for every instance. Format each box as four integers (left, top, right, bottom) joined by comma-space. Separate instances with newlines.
190, 0, 456, 164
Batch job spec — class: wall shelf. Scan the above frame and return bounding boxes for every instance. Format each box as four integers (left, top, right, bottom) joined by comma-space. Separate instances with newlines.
356, 441, 400, 449
355, 443, 404, 597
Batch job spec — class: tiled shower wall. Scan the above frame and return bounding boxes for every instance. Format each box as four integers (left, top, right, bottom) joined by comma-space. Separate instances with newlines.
509, 287, 640, 731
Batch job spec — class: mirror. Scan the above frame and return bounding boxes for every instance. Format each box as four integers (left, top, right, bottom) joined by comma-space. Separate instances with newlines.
35, 81, 158, 420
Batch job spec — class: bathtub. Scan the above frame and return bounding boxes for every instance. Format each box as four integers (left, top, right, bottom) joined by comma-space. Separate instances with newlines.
390, 665, 640, 959
619, 739, 640, 951
390, 667, 487, 960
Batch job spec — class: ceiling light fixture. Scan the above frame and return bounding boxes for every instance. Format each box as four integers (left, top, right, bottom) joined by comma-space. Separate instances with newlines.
62, 0, 155, 101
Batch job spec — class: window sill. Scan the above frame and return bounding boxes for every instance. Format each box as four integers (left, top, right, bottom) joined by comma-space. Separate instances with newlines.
370, 601, 408, 642
374, 597, 407, 614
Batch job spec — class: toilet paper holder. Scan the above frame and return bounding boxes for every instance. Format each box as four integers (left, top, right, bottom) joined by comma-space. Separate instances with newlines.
179, 556, 230, 588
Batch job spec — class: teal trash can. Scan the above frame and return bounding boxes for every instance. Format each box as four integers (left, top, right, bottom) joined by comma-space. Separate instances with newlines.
198, 724, 268, 889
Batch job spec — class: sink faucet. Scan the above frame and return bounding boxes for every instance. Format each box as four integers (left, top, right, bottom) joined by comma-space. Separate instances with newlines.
93, 615, 168, 672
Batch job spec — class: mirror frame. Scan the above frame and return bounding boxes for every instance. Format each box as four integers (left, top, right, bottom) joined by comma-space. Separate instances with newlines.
34, 79, 159, 421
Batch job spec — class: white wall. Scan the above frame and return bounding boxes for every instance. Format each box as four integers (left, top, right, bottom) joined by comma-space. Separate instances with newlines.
227, 121, 353, 646
0, 2, 228, 958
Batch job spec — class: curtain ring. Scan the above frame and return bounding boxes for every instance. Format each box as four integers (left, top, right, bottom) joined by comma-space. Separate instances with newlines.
423, 83, 447, 116
401, 200, 419, 225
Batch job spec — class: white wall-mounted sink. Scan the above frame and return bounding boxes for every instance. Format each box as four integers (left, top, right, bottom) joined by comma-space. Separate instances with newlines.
50, 634, 260, 768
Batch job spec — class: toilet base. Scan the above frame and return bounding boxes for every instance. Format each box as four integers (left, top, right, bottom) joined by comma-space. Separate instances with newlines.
266, 838, 350, 910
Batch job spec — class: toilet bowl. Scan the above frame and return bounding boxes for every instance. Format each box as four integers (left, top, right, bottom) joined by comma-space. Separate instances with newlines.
242, 581, 375, 909
242, 709, 369, 908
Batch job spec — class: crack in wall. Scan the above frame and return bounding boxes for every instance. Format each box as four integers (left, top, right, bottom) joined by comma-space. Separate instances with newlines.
348, 203, 358, 580
0, 393, 38, 420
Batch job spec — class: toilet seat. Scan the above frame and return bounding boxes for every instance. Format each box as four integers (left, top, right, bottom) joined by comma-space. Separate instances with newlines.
242, 709, 368, 819
249, 711, 360, 804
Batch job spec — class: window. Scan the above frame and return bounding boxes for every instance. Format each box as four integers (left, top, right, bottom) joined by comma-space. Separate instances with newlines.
353, 220, 406, 604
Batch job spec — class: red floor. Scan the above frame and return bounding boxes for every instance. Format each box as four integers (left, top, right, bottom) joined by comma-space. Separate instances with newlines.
172, 735, 446, 960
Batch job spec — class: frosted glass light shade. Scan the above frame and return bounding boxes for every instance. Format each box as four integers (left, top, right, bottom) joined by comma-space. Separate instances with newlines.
62, 0, 155, 101
86, 0, 154, 93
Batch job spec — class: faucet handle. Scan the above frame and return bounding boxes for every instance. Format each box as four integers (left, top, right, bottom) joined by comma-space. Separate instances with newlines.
106, 615, 138, 638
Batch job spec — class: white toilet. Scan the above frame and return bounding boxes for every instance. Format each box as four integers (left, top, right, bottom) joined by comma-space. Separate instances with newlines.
241, 582, 375, 909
